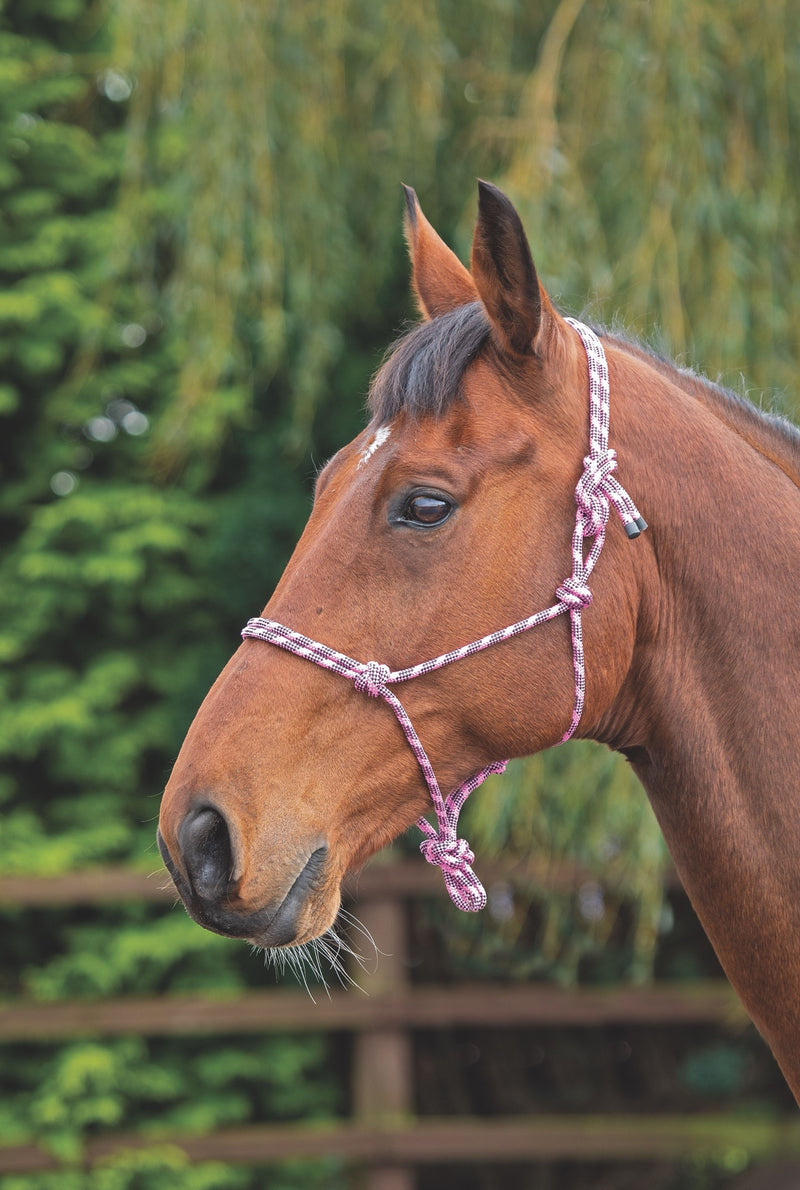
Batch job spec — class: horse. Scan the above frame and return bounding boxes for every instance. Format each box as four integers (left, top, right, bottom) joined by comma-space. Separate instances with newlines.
158, 181, 800, 1103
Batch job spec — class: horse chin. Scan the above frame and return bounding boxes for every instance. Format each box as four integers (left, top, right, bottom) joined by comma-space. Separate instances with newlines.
157, 827, 341, 949
246, 882, 342, 950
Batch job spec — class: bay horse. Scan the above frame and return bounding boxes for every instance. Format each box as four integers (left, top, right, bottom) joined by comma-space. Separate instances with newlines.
158, 181, 800, 1103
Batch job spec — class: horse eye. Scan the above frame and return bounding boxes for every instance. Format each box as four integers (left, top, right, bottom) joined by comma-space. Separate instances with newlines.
402, 494, 453, 526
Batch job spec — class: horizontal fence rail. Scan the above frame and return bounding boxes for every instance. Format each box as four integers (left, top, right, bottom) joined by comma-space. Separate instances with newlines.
0, 981, 748, 1041
3, 1114, 800, 1174
0, 856, 680, 907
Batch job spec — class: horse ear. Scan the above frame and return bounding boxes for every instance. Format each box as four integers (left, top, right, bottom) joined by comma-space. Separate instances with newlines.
403, 185, 478, 320
470, 180, 557, 357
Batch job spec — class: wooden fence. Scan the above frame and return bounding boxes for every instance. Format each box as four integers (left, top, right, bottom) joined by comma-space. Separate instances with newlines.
2, 861, 799, 1187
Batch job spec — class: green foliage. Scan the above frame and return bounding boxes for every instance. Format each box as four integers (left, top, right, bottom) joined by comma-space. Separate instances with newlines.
0, 1157, 341, 1190
0, 1153, 252, 1190
0, 0, 339, 1180
0, 0, 214, 877
498, 0, 800, 413
23, 910, 239, 1000
0, 1033, 340, 1184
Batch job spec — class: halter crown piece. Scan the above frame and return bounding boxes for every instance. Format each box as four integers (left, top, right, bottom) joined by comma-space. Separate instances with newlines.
241, 320, 646, 913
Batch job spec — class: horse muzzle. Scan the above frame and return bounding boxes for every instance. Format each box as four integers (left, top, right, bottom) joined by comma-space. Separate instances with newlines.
157, 805, 330, 948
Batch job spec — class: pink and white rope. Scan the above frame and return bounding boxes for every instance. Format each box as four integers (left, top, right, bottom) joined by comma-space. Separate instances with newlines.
241, 320, 646, 913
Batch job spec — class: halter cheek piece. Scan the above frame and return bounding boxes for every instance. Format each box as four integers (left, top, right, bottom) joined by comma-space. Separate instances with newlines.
242, 320, 646, 914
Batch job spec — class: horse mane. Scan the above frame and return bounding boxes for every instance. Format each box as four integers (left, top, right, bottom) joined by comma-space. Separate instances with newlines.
368, 303, 800, 488
604, 330, 800, 489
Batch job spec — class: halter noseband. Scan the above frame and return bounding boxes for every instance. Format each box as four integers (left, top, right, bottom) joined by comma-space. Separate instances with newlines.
241, 320, 646, 913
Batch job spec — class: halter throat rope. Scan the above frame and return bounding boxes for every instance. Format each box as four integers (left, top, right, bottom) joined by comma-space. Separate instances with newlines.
241, 319, 645, 913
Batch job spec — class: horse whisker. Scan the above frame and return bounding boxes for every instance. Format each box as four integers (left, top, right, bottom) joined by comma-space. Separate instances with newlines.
336, 906, 383, 974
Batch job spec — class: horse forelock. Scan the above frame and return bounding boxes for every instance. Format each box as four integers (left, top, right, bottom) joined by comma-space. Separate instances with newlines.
368, 302, 492, 423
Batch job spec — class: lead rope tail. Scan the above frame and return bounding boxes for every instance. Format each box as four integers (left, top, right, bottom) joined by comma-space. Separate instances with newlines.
375, 682, 504, 913
416, 760, 508, 913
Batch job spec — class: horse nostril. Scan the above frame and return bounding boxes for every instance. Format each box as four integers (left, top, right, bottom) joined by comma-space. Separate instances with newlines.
178, 806, 233, 902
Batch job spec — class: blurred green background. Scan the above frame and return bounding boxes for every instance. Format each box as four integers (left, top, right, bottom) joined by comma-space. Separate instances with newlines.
1, 0, 799, 1186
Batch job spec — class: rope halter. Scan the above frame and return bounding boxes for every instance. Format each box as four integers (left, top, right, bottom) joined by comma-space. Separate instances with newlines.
241, 319, 646, 913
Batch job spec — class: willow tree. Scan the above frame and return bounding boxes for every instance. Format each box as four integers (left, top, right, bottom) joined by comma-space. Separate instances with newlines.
109, 0, 800, 446
497, 0, 800, 409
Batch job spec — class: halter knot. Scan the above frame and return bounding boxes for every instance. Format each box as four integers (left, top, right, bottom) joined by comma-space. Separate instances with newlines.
353, 660, 391, 698
419, 833, 485, 911
420, 834, 475, 871
556, 576, 593, 611
575, 449, 617, 536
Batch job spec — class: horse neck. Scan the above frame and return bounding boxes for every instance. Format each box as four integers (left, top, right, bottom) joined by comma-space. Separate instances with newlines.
609, 347, 800, 766
603, 344, 800, 1099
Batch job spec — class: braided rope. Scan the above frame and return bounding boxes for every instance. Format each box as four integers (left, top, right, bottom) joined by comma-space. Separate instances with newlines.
241, 320, 645, 912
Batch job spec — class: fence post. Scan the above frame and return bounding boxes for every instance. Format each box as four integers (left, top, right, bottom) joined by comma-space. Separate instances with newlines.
350, 892, 415, 1190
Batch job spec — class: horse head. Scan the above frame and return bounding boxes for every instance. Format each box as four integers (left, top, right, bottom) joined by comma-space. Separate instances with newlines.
157, 183, 649, 951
